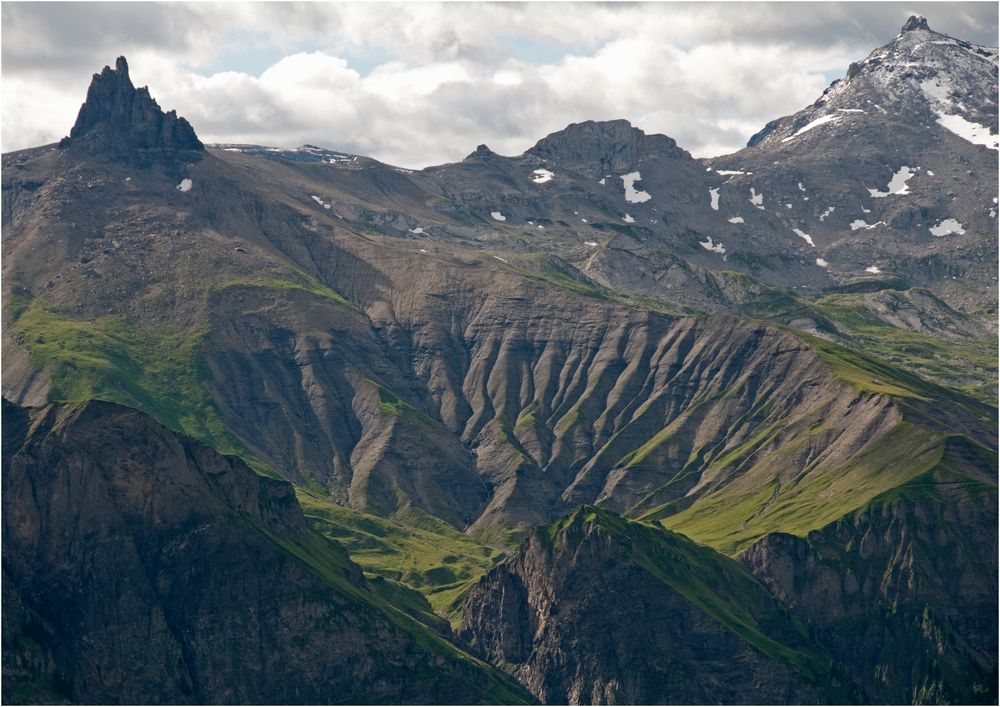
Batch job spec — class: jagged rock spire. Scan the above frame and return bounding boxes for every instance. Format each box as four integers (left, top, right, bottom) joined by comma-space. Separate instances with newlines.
60, 56, 203, 161
901, 15, 930, 33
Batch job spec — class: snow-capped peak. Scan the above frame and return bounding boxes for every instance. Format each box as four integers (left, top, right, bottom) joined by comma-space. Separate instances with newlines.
747, 16, 998, 150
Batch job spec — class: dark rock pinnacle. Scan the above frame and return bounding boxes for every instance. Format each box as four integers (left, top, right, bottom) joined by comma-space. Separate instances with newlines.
59, 56, 203, 162
901, 15, 931, 33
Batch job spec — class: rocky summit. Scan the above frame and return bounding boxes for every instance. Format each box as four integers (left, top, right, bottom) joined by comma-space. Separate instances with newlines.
1, 14, 997, 706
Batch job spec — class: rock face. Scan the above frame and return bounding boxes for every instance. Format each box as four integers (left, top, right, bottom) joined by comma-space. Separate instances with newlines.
740, 455, 999, 705
527, 119, 690, 171
60, 56, 203, 161
1, 398, 527, 705
460, 506, 852, 704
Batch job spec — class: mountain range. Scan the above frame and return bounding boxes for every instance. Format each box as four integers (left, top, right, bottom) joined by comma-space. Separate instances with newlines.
2, 16, 997, 705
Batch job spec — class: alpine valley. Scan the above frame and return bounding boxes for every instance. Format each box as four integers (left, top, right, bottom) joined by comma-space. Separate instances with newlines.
2, 16, 997, 706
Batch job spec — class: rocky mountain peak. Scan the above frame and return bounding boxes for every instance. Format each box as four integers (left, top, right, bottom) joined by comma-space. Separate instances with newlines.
464, 143, 496, 160
527, 119, 687, 172
901, 15, 931, 33
60, 55, 203, 162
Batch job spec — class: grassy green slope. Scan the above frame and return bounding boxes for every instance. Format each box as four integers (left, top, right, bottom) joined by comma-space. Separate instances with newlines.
814, 292, 996, 404
5, 268, 356, 474
647, 422, 945, 554
297, 491, 503, 619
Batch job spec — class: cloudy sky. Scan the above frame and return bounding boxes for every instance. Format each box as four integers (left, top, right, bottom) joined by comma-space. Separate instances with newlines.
3, 2, 997, 167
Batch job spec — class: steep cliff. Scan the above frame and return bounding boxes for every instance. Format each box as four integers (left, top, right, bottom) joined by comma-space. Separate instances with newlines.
1, 398, 528, 704
459, 505, 855, 704
740, 447, 998, 704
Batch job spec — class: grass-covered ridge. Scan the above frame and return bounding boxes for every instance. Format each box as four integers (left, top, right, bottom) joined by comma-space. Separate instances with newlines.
249, 517, 531, 704
642, 420, 985, 555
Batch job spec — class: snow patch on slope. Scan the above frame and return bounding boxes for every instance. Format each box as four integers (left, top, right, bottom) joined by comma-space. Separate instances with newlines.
868, 166, 914, 197
934, 112, 999, 149
621, 172, 652, 203
929, 218, 966, 236
782, 113, 841, 142
531, 169, 555, 183
699, 237, 726, 254
792, 228, 815, 247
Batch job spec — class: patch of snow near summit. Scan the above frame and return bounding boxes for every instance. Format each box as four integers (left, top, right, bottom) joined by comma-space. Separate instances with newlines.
585, 241, 598, 247
865, 266, 882, 274
816, 258, 829, 267
819, 206, 835, 221
868, 166, 914, 197
792, 228, 815, 247
749, 188, 764, 209
781, 114, 840, 142
409, 227, 425, 234
621, 172, 652, 203
709, 188, 720, 211
598, 177, 606, 185
623, 213, 635, 223
491, 211, 507, 222
728, 216, 744, 224
699, 237, 726, 254
920, 76, 999, 149
934, 112, 999, 149
929, 218, 966, 236
177, 179, 192, 192
531, 169, 555, 183
850, 219, 883, 231
493, 255, 509, 264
